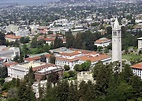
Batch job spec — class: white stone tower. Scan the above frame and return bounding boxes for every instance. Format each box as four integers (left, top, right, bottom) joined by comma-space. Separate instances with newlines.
112, 18, 122, 72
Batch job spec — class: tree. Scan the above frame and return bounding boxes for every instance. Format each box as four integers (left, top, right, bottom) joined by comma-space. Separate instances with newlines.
81, 60, 91, 71
78, 81, 88, 100
0, 32, 6, 45
24, 67, 35, 85
64, 65, 70, 71
48, 72, 59, 85
30, 37, 38, 48
67, 82, 79, 101
121, 64, 133, 83
130, 75, 142, 95
49, 54, 56, 64
68, 71, 76, 78
74, 64, 82, 72
93, 61, 103, 80
40, 55, 46, 62
0, 66, 8, 78
106, 26, 112, 35
65, 32, 74, 48
94, 62, 112, 96
63, 72, 70, 79
21, 44, 29, 58
20, 37, 30, 44
18, 82, 36, 101
55, 80, 69, 101
53, 36, 63, 48
8, 87, 18, 100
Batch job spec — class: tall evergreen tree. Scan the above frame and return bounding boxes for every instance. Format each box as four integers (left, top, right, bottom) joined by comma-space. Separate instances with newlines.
65, 32, 74, 48
53, 36, 63, 48
67, 82, 79, 101
55, 80, 69, 101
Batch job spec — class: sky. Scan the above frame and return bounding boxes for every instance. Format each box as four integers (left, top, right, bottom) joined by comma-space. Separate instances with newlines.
0, 0, 59, 5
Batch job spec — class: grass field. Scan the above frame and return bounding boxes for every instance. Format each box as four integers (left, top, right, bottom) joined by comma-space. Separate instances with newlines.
122, 54, 142, 61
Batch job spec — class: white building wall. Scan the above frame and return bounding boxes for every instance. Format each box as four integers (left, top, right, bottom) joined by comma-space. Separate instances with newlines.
5, 38, 17, 42
132, 68, 142, 79
8, 67, 29, 79
95, 42, 111, 47
138, 39, 142, 49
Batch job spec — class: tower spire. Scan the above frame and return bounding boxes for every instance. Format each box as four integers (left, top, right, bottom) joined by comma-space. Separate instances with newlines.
113, 18, 120, 30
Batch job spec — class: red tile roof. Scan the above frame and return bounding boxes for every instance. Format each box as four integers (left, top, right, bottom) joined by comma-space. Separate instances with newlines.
60, 51, 81, 56
56, 57, 80, 62
131, 62, 142, 69
95, 38, 111, 44
24, 54, 51, 62
3, 62, 18, 67
5, 34, 21, 39
32, 63, 55, 71
44, 38, 55, 41
80, 54, 110, 62
25, 56, 41, 61
56, 54, 110, 63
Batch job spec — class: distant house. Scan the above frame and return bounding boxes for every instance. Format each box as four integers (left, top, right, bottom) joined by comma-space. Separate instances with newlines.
131, 62, 142, 79
37, 34, 66, 45
5, 34, 21, 42
94, 38, 111, 47
0, 46, 20, 62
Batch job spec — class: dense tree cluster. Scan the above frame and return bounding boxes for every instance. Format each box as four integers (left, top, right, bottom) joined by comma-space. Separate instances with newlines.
1, 68, 36, 101
0, 66, 8, 78
74, 60, 91, 72
20, 37, 30, 44
40, 62, 142, 101
65, 31, 99, 51
0, 32, 6, 45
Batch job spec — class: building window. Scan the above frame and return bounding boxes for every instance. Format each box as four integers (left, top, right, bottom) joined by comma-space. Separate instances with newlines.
113, 31, 117, 36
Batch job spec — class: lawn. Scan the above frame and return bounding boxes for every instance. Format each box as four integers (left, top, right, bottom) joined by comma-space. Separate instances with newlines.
122, 54, 142, 61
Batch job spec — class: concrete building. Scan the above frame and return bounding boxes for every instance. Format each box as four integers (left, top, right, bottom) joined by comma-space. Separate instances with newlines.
94, 38, 111, 47
138, 37, 142, 50
15, 29, 30, 37
8, 61, 54, 79
34, 65, 63, 81
0, 46, 20, 62
131, 62, 142, 79
5, 24, 19, 32
24, 53, 51, 63
112, 18, 122, 72
50, 47, 111, 70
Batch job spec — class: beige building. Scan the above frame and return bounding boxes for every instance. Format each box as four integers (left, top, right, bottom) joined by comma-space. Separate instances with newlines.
138, 37, 142, 50
8, 61, 52, 79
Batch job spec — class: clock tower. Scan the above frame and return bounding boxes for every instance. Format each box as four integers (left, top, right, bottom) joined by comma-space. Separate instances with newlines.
112, 18, 122, 72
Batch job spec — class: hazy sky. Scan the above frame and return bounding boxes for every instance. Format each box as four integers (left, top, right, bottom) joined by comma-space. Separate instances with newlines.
0, 0, 59, 5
